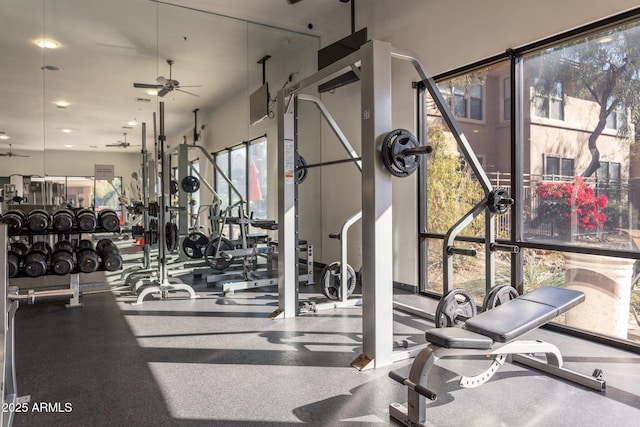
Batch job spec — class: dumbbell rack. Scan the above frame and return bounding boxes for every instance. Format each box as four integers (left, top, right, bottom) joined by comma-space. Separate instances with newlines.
130, 103, 198, 305
4, 209, 125, 309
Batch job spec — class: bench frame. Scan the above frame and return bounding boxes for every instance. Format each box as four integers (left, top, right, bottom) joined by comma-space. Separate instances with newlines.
390, 336, 606, 427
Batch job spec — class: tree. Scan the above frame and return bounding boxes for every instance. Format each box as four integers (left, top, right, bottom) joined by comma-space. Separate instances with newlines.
533, 21, 640, 177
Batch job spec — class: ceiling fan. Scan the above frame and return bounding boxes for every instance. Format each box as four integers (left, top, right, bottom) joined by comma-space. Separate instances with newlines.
133, 59, 201, 97
0, 144, 29, 158
106, 133, 140, 149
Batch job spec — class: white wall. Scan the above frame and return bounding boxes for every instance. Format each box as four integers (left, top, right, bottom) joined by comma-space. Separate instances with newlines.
312, 0, 640, 286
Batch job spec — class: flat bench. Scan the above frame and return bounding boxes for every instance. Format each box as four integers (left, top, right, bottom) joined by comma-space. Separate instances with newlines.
425, 286, 584, 349
389, 286, 605, 427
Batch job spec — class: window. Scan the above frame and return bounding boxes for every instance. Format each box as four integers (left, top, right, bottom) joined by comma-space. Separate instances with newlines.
230, 146, 247, 206
544, 156, 574, 180
533, 81, 564, 120
248, 138, 268, 219
503, 77, 511, 121
605, 103, 624, 130
441, 82, 484, 121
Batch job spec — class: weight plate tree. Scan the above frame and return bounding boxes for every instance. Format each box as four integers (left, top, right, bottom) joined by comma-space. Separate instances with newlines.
320, 262, 357, 300
435, 288, 477, 328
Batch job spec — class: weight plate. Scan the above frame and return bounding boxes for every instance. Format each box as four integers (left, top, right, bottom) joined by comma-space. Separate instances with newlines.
204, 236, 235, 270
320, 262, 356, 300
483, 285, 519, 311
165, 222, 179, 251
296, 154, 308, 184
181, 175, 200, 193
182, 232, 210, 259
381, 128, 421, 177
488, 188, 513, 215
170, 180, 179, 195
435, 288, 477, 328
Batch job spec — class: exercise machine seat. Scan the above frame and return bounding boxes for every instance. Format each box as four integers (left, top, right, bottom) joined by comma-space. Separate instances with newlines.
425, 327, 493, 349
463, 286, 584, 343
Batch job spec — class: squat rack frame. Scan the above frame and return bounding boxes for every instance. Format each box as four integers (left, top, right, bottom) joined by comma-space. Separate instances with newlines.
276, 39, 494, 370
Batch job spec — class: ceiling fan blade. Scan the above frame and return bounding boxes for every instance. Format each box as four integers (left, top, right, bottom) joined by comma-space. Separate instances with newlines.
156, 76, 169, 85
134, 83, 163, 89
177, 85, 202, 88
175, 88, 199, 97
13, 154, 29, 158
0, 153, 9, 157
106, 144, 123, 147
158, 87, 170, 97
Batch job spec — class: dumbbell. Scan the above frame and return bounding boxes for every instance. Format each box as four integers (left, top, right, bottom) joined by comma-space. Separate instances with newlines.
52, 240, 75, 275
76, 239, 99, 273
27, 209, 51, 233
52, 209, 75, 233
7, 241, 29, 278
98, 209, 120, 232
96, 238, 122, 271
1, 210, 27, 235
76, 209, 97, 232
24, 241, 52, 277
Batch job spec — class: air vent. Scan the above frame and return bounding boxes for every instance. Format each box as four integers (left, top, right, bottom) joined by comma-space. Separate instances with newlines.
122, 126, 133, 129
136, 98, 151, 102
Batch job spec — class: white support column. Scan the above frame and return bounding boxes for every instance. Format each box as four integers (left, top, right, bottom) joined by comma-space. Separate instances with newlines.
352, 40, 394, 370
274, 92, 298, 319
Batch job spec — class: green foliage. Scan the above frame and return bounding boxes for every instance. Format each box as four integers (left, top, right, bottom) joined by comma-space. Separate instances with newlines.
522, 254, 565, 293
426, 125, 483, 235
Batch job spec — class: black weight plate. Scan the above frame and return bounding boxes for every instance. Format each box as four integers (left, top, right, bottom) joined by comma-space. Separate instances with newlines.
381, 129, 421, 177
165, 222, 179, 251
53, 209, 74, 232
485, 285, 519, 310
182, 232, 210, 259
435, 288, 477, 328
488, 188, 512, 215
170, 180, 179, 195
320, 262, 356, 300
204, 236, 235, 270
181, 175, 200, 193
296, 154, 308, 184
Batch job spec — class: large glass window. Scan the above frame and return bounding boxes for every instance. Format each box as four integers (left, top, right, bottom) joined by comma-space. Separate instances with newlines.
420, 12, 640, 347
424, 61, 512, 301
230, 146, 247, 207
248, 138, 267, 219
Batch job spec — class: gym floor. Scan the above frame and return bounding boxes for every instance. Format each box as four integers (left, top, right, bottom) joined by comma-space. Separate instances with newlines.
10, 250, 640, 426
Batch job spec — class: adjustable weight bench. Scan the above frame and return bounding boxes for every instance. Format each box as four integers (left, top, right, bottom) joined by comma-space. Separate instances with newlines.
389, 286, 606, 427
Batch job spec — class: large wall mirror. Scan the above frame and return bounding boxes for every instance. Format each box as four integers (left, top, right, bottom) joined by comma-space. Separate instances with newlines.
1, 0, 319, 233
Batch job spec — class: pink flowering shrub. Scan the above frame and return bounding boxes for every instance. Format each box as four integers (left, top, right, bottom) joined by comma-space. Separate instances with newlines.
535, 177, 608, 234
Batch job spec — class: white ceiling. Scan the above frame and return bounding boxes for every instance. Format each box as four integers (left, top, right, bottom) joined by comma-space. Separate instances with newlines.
0, 0, 349, 155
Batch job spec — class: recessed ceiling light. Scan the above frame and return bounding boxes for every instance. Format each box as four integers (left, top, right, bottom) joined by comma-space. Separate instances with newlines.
62, 129, 72, 133
35, 39, 60, 49
55, 101, 70, 108
64, 144, 73, 148
127, 120, 138, 126
0, 132, 10, 140
146, 89, 158, 96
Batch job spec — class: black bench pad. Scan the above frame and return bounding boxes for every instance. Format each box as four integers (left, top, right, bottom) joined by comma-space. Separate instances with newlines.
463, 286, 584, 343
425, 327, 493, 349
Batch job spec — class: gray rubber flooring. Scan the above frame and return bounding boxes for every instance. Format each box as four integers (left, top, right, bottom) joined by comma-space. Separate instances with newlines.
10, 262, 640, 426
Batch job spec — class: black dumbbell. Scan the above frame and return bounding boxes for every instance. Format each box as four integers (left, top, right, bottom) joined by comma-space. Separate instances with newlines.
52, 240, 75, 275
27, 209, 51, 233
76, 239, 99, 273
7, 240, 29, 278
24, 241, 52, 277
52, 209, 75, 233
1, 210, 27, 235
98, 209, 120, 232
76, 209, 97, 232
96, 238, 122, 271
